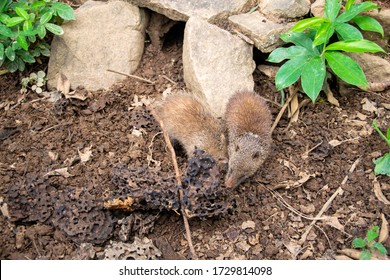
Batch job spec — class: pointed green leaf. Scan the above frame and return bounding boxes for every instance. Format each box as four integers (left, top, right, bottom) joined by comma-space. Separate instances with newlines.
16, 57, 25, 72
374, 154, 390, 176
372, 242, 388, 255
360, 249, 371, 260
0, 24, 13, 37
326, 40, 385, 53
0, 0, 11, 13
51, 2, 75, 20
44, 23, 64, 35
280, 32, 318, 54
291, 17, 326, 32
37, 25, 46, 39
345, 0, 356, 10
301, 56, 326, 102
0, 43, 4, 60
325, 51, 367, 88
313, 22, 335, 46
335, 22, 363, 40
275, 56, 308, 90
39, 12, 53, 25
387, 127, 390, 141
353, 15, 384, 37
23, 19, 32, 32
5, 46, 15, 61
5, 59, 18, 72
17, 34, 28, 51
38, 43, 50, 57
324, 0, 341, 21
31, 1, 47, 9
352, 238, 367, 248
6, 17, 24, 27
267, 46, 310, 63
337, 2, 379, 23
15, 7, 29, 20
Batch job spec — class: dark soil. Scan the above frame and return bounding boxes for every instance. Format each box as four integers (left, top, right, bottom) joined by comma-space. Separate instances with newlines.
0, 1, 389, 260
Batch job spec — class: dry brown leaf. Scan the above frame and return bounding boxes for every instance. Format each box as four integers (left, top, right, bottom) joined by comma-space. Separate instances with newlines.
361, 97, 378, 113
283, 240, 301, 259
373, 178, 390, 205
334, 255, 353, 260
322, 216, 346, 233
56, 73, 70, 95
78, 145, 93, 163
379, 213, 389, 243
64, 91, 88, 101
289, 93, 299, 123
326, 87, 340, 107
44, 167, 73, 178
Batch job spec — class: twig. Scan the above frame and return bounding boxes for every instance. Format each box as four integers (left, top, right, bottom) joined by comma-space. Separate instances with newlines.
107, 69, 155, 85
298, 157, 361, 246
270, 86, 298, 134
161, 75, 177, 85
149, 106, 198, 260
40, 122, 73, 133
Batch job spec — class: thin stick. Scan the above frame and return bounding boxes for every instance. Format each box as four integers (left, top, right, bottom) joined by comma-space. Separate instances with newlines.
107, 69, 155, 85
270, 87, 298, 134
150, 106, 198, 260
161, 75, 177, 85
298, 157, 361, 246
40, 122, 73, 133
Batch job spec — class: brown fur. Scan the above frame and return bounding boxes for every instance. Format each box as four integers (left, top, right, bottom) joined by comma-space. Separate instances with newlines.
224, 90, 272, 188
154, 94, 228, 160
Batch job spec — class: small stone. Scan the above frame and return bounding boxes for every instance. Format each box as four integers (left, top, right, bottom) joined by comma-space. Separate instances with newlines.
241, 220, 256, 230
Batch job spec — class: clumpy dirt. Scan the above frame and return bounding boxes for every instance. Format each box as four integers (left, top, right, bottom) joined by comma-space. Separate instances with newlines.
1, 2, 390, 260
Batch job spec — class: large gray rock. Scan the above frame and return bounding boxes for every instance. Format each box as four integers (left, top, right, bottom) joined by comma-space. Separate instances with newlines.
126, 0, 255, 22
47, 0, 148, 91
229, 12, 294, 53
183, 17, 255, 117
259, 0, 310, 18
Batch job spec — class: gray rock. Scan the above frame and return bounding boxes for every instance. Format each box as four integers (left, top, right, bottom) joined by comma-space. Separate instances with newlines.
126, 0, 255, 22
47, 0, 148, 91
229, 12, 294, 52
183, 17, 255, 117
259, 0, 310, 18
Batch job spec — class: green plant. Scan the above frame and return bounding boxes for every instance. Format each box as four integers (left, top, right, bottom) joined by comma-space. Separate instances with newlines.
0, 0, 75, 73
267, 0, 386, 103
21, 70, 46, 94
372, 119, 390, 176
352, 225, 388, 260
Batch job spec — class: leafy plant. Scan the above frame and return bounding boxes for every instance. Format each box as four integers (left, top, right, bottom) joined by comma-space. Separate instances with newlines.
0, 0, 75, 73
372, 119, 390, 176
268, 0, 386, 103
21, 70, 46, 94
352, 225, 388, 260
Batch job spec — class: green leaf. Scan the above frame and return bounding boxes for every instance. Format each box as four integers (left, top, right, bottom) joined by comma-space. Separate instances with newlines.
352, 238, 367, 249
301, 56, 326, 102
0, 24, 13, 37
267, 46, 310, 63
387, 127, 390, 141
5, 59, 18, 73
51, 2, 75, 20
31, 1, 47, 9
367, 226, 379, 242
0, 43, 4, 60
5, 46, 15, 61
360, 249, 371, 260
275, 56, 309, 90
337, 2, 379, 23
324, 0, 341, 21
313, 22, 335, 46
326, 39, 385, 53
372, 242, 388, 255
6, 17, 24, 27
0, 0, 11, 13
38, 44, 50, 57
15, 7, 29, 20
16, 57, 25, 72
335, 22, 363, 40
291, 17, 326, 32
280, 32, 318, 54
19, 51, 35, 63
17, 34, 28, 51
37, 25, 46, 39
345, 0, 356, 10
39, 12, 53, 25
353, 15, 384, 37
23, 19, 32, 32
374, 153, 390, 176
325, 51, 368, 88
44, 23, 64, 35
